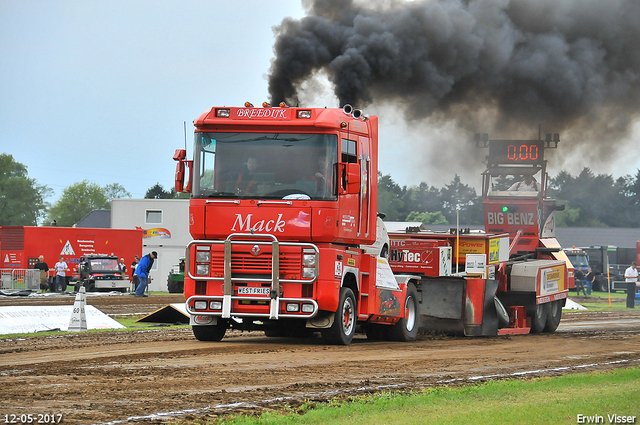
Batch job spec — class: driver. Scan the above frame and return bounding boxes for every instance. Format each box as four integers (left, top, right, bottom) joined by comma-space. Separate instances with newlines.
235, 156, 259, 194
299, 155, 333, 196
508, 174, 539, 191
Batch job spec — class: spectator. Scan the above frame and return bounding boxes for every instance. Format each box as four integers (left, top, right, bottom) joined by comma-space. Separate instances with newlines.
54, 256, 68, 292
131, 255, 140, 290
133, 251, 157, 297
118, 258, 127, 277
575, 268, 586, 296
585, 266, 595, 296
33, 255, 49, 292
624, 261, 638, 284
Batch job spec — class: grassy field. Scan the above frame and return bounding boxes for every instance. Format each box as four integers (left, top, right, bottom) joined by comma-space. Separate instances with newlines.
214, 367, 640, 425
571, 290, 638, 311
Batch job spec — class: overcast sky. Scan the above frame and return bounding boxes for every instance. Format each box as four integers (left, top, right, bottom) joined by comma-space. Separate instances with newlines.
2, 0, 639, 205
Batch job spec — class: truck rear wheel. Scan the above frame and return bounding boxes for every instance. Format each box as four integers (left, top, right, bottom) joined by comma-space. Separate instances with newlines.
543, 300, 562, 333
192, 321, 227, 341
322, 287, 356, 345
388, 284, 419, 341
530, 303, 547, 333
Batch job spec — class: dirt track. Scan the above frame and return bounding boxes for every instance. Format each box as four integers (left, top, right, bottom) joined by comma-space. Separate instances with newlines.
1, 294, 640, 424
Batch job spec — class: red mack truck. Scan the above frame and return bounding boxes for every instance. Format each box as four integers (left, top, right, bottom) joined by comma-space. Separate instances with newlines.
173, 104, 569, 343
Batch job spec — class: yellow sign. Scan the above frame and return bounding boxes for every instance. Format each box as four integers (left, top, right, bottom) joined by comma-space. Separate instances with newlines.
347, 258, 356, 266
488, 239, 500, 264
456, 238, 486, 262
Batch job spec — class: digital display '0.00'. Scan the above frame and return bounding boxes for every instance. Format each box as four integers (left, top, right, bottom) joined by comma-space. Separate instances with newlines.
508, 144, 539, 161
488, 140, 545, 165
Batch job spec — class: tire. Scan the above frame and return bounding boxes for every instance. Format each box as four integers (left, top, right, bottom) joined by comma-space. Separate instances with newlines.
322, 287, 357, 345
494, 296, 510, 327
388, 284, 419, 341
530, 303, 547, 333
167, 275, 183, 293
86, 281, 96, 292
192, 321, 227, 341
591, 276, 609, 292
598, 278, 609, 293
543, 300, 562, 333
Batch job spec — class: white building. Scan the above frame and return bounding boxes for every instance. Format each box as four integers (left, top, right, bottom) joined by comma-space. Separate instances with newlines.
111, 199, 190, 292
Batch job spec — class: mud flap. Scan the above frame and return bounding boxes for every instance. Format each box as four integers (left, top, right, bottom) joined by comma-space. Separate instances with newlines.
417, 277, 466, 334
417, 277, 500, 336
463, 278, 499, 336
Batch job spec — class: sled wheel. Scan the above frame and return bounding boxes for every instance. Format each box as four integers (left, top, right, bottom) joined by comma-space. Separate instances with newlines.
494, 296, 510, 327
322, 287, 356, 345
543, 300, 562, 333
530, 303, 547, 333
192, 320, 227, 341
389, 284, 419, 341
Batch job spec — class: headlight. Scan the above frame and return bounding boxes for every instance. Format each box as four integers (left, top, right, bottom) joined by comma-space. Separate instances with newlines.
196, 251, 210, 263
301, 304, 314, 313
196, 264, 210, 275
286, 303, 300, 312
209, 301, 222, 310
303, 254, 316, 267
194, 300, 207, 310
303, 267, 316, 279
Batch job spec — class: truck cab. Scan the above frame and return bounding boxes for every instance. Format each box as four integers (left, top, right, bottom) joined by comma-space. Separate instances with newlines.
174, 104, 390, 344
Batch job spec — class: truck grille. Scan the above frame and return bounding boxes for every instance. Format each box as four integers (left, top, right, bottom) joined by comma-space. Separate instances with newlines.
211, 251, 302, 276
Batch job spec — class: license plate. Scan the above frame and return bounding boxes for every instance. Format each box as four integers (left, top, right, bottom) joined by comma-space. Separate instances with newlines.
237, 286, 270, 295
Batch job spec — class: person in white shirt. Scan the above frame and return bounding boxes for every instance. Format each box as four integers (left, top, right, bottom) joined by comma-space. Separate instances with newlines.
508, 174, 539, 191
54, 256, 68, 292
624, 261, 638, 283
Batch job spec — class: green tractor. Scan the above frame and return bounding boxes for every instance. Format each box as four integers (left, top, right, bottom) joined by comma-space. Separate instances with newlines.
167, 257, 185, 293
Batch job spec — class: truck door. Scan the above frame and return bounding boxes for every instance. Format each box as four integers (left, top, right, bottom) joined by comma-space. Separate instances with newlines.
338, 138, 372, 244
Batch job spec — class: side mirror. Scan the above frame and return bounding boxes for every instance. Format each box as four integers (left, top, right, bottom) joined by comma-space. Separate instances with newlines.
341, 163, 361, 194
173, 149, 193, 193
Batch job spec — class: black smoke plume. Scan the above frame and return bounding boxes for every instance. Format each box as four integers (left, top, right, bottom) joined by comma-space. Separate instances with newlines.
269, 0, 640, 155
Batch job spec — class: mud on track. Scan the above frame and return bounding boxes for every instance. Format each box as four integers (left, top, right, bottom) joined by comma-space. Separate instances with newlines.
1, 294, 640, 424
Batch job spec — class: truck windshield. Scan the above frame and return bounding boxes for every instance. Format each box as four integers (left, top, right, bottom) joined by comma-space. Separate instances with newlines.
568, 254, 589, 267
192, 132, 339, 200
89, 258, 118, 270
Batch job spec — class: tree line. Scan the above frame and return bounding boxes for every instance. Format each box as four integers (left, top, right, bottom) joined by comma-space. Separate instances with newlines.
2, 153, 639, 228
0, 154, 184, 227
378, 169, 640, 227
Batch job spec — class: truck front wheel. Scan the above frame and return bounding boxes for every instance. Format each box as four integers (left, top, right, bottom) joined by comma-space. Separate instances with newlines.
388, 284, 419, 341
322, 287, 356, 345
192, 321, 227, 341
591, 276, 609, 292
